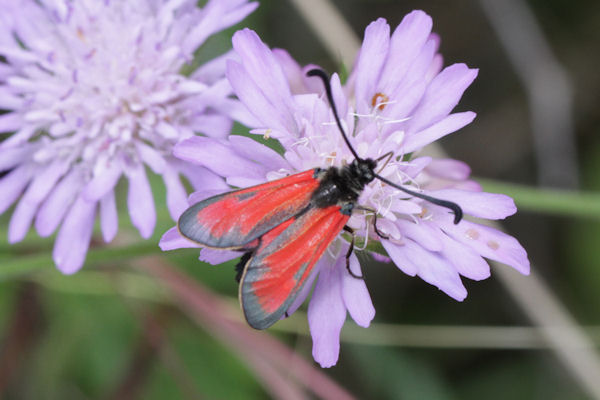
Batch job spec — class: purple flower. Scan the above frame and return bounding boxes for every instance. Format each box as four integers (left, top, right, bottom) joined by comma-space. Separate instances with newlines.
0, 0, 257, 273
162, 11, 530, 367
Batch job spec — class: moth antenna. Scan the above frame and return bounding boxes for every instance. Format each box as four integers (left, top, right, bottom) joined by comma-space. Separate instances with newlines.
374, 173, 464, 224
307, 69, 361, 161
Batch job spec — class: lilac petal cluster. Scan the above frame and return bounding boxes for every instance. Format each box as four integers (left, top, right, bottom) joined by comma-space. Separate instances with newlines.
0, 0, 257, 273
162, 11, 530, 367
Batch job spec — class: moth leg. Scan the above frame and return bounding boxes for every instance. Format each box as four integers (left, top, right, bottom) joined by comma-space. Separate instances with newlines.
375, 151, 394, 174
356, 205, 389, 240
343, 225, 363, 280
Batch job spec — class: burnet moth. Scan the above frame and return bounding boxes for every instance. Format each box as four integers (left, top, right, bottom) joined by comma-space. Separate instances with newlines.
178, 69, 463, 330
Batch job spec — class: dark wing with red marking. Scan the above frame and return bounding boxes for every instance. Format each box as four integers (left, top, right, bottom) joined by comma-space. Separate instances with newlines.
239, 204, 350, 329
178, 169, 320, 249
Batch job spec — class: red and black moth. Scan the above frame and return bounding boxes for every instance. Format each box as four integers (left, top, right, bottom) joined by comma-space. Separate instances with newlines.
178, 69, 463, 330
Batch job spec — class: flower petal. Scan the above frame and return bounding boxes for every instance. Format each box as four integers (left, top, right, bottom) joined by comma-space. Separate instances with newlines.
342, 253, 375, 327
231, 28, 295, 113
439, 218, 530, 275
9, 160, 69, 242
379, 10, 433, 93
127, 165, 156, 239
308, 256, 346, 368
0, 144, 33, 172
176, 161, 229, 192
272, 48, 310, 94
191, 49, 236, 83
426, 158, 472, 181
199, 248, 241, 264
188, 188, 229, 205
226, 176, 267, 188
215, 2, 259, 35
395, 219, 443, 252
403, 111, 476, 153
8, 200, 37, 244
137, 142, 167, 174
381, 239, 418, 276
82, 160, 122, 202
2, 126, 36, 148
404, 239, 467, 301
229, 29, 298, 136
439, 230, 490, 281
354, 18, 390, 115
53, 196, 96, 274
330, 73, 349, 129
388, 199, 424, 216
407, 64, 478, 133
385, 238, 467, 300
229, 135, 289, 171
163, 166, 189, 220
0, 113, 22, 133
174, 136, 268, 180
35, 169, 84, 237
182, 1, 258, 54
188, 114, 233, 139
429, 189, 517, 220
370, 251, 392, 263
100, 190, 118, 243
400, 156, 432, 180
0, 88, 24, 109
380, 37, 436, 126
159, 226, 201, 251
285, 260, 321, 317
426, 53, 444, 83
0, 164, 35, 214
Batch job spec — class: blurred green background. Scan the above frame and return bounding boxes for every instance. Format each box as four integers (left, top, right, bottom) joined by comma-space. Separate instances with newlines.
1, 0, 600, 398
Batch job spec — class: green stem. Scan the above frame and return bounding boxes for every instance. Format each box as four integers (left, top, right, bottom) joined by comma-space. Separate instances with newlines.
478, 178, 600, 219
0, 241, 161, 281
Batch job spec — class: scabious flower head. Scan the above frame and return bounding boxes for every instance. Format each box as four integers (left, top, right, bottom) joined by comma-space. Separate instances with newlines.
162, 11, 530, 367
0, 0, 257, 273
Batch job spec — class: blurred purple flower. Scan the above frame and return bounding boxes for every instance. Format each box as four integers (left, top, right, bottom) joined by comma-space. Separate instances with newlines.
162, 11, 530, 367
0, 0, 257, 273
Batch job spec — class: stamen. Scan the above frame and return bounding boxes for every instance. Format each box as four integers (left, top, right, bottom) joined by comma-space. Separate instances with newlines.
292, 137, 309, 147
359, 215, 370, 251
371, 92, 390, 111
323, 150, 337, 164
381, 116, 411, 125
76, 27, 86, 41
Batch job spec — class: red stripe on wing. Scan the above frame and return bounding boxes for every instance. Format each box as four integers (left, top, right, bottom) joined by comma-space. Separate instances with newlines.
178, 169, 320, 249
240, 204, 350, 329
